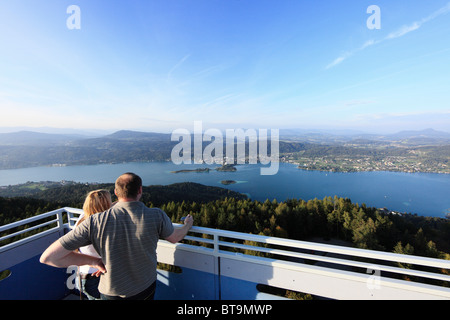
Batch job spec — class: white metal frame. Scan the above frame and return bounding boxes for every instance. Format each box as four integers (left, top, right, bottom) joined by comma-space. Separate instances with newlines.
0, 208, 82, 254
163, 224, 450, 299
1, 207, 450, 299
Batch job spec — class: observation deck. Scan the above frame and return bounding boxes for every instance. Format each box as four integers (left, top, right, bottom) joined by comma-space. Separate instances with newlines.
1, 207, 449, 300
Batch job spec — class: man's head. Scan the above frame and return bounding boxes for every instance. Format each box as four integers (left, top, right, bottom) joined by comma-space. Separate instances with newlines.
115, 172, 143, 201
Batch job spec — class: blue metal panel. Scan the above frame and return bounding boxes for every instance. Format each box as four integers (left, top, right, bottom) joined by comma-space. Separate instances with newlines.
220, 275, 260, 300
0, 255, 68, 300
156, 267, 217, 300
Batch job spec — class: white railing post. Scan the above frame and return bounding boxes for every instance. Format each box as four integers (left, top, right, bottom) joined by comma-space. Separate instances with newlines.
56, 210, 65, 235
213, 233, 219, 257
213, 232, 221, 300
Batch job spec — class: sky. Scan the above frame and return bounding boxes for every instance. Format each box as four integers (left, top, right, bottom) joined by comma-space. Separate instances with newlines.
0, 0, 449, 134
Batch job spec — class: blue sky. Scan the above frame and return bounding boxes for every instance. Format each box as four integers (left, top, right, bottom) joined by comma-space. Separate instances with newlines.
0, 0, 449, 134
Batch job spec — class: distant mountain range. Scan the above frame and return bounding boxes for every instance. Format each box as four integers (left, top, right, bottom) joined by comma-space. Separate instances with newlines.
0, 128, 448, 170
0, 128, 449, 146
279, 128, 450, 145
0, 131, 87, 146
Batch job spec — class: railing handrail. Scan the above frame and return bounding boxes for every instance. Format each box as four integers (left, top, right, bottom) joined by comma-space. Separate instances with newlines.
178, 224, 450, 270
0, 208, 66, 233
175, 228, 450, 283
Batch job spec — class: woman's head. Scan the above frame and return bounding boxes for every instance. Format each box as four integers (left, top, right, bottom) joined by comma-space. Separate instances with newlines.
82, 189, 112, 219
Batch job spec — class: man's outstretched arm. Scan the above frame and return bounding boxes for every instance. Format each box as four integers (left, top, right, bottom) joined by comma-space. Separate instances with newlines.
165, 214, 194, 244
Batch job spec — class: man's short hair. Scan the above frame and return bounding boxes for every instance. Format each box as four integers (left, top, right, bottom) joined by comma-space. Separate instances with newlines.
115, 172, 142, 199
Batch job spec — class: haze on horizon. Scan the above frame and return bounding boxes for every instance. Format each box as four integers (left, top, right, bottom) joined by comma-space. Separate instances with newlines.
0, 1, 449, 134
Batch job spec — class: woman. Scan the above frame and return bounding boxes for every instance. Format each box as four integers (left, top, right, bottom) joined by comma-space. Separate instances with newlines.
74, 189, 112, 300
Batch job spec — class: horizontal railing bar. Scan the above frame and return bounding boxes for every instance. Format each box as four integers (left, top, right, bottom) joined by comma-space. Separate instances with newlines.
0, 226, 61, 254
0, 218, 59, 242
184, 235, 215, 245
217, 241, 450, 282
171, 224, 450, 283
0, 208, 66, 233
195, 227, 450, 270
179, 224, 450, 269
185, 227, 450, 270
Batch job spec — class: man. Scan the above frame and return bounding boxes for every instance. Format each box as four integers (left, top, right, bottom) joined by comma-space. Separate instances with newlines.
40, 172, 194, 300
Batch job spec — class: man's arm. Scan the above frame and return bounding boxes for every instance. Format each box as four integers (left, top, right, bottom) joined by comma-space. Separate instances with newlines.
165, 214, 194, 244
40, 240, 106, 274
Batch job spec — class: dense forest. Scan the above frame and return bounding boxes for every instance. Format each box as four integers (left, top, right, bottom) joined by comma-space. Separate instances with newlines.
163, 196, 450, 258
0, 182, 245, 225
1, 182, 449, 259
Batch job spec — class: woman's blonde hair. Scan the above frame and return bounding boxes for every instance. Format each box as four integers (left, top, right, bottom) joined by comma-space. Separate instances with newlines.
78, 189, 112, 225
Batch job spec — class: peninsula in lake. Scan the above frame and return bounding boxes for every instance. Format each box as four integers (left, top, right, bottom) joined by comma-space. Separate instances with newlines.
171, 164, 237, 174
171, 168, 210, 173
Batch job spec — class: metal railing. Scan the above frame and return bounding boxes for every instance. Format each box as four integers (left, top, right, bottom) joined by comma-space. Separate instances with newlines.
182, 226, 450, 283
1, 208, 67, 254
1, 207, 450, 299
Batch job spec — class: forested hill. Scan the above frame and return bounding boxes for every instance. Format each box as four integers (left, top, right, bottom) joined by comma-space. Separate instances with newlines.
0, 181, 246, 208
0, 181, 246, 233
1, 181, 449, 262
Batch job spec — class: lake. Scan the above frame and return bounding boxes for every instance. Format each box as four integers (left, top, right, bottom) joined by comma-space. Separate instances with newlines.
0, 162, 449, 218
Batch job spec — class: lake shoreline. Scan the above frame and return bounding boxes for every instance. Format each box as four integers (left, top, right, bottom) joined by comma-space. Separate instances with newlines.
0, 162, 448, 218
1, 159, 449, 175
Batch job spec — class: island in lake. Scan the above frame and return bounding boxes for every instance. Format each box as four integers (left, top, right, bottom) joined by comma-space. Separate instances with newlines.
220, 180, 236, 185
215, 164, 237, 172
